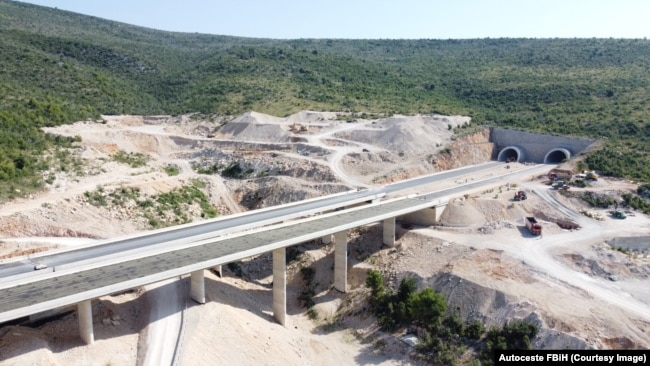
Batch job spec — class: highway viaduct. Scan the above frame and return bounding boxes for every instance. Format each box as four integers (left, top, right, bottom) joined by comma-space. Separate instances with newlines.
0, 163, 549, 344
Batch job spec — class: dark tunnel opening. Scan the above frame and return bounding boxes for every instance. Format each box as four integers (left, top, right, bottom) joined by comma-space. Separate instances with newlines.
498, 148, 520, 162
544, 149, 570, 164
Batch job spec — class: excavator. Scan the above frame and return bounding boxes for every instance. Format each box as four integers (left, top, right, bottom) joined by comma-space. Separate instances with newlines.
514, 191, 527, 201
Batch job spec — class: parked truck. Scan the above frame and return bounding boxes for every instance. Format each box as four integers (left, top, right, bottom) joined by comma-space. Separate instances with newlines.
525, 217, 542, 236
548, 169, 573, 181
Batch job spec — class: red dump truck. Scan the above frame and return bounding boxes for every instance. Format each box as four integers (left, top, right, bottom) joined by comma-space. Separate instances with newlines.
525, 217, 542, 236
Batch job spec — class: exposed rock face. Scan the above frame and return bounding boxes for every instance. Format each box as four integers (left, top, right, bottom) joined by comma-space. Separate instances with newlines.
433, 129, 496, 171
232, 176, 350, 209
427, 272, 590, 350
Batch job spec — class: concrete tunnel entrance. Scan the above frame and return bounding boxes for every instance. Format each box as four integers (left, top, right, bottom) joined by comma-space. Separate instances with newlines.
544, 148, 571, 164
497, 146, 523, 162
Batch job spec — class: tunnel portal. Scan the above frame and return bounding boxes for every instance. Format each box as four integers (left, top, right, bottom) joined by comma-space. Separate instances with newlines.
544, 148, 571, 164
497, 146, 523, 162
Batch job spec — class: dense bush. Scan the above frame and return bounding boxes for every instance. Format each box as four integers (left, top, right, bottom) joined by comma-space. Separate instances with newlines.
622, 193, 650, 214
163, 164, 180, 176
480, 321, 539, 365
366, 271, 447, 331
298, 266, 317, 309
637, 184, 650, 198
112, 151, 148, 168
365, 270, 537, 364
580, 191, 617, 208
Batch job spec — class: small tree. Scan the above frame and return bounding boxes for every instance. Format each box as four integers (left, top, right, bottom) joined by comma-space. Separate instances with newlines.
408, 288, 447, 330
442, 307, 465, 337
366, 269, 385, 300
481, 320, 538, 365
397, 277, 417, 302
465, 319, 485, 339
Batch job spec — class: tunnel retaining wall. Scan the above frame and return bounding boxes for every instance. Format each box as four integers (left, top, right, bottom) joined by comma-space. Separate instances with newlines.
490, 128, 593, 163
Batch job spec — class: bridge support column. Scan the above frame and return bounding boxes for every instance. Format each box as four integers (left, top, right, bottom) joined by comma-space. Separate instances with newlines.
383, 217, 396, 247
321, 234, 331, 244
434, 203, 447, 222
77, 300, 94, 345
212, 265, 223, 277
273, 247, 287, 326
334, 230, 348, 292
191, 270, 206, 304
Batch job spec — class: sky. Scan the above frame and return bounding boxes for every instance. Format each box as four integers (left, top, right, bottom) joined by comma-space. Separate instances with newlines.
17, 0, 650, 40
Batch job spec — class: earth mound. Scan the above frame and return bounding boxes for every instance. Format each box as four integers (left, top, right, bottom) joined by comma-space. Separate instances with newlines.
334, 114, 469, 154
438, 199, 486, 227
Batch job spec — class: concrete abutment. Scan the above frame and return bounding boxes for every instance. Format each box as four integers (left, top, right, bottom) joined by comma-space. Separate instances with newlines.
398, 203, 447, 226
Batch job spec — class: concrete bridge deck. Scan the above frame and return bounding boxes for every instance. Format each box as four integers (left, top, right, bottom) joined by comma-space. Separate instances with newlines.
0, 196, 441, 323
0, 163, 550, 344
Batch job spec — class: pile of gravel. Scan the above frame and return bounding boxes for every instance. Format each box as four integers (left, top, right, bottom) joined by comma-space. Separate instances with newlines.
438, 200, 486, 227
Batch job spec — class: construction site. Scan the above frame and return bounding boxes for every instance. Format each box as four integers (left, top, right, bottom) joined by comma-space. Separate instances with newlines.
0, 111, 648, 365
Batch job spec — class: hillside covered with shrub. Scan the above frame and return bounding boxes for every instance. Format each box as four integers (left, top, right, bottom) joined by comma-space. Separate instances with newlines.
1, 0, 650, 197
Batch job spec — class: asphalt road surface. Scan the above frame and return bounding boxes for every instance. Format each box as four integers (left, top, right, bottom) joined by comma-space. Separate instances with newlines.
0, 162, 503, 279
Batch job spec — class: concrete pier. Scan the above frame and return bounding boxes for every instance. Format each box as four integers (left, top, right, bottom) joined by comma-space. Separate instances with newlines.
334, 230, 348, 292
190, 270, 206, 304
383, 217, 396, 247
273, 248, 287, 326
77, 300, 94, 345
212, 264, 223, 277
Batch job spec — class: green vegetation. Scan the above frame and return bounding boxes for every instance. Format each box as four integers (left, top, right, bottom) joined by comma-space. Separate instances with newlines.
84, 186, 109, 207
622, 193, 650, 214
163, 164, 180, 176
298, 266, 317, 309
83, 180, 218, 228
613, 246, 631, 255
221, 162, 249, 179
480, 321, 539, 365
562, 186, 650, 215
111, 151, 149, 168
578, 191, 617, 208
365, 270, 537, 364
194, 163, 222, 175
194, 161, 255, 179
152, 179, 218, 224
1, 0, 650, 198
